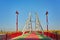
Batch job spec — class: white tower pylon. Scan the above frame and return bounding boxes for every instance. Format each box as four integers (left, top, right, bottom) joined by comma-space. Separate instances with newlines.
22, 12, 32, 34
35, 12, 44, 34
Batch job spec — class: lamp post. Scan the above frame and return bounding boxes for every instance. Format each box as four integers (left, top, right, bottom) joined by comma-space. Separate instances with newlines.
46, 11, 48, 32
16, 11, 19, 32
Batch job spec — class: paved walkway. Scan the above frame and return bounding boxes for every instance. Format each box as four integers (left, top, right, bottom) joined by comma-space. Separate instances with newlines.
25, 32, 39, 40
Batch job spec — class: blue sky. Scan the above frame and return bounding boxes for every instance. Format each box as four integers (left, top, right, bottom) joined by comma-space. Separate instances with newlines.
0, 0, 60, 31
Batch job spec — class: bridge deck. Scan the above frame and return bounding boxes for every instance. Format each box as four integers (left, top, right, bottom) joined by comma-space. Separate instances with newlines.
12, 32, 51, 40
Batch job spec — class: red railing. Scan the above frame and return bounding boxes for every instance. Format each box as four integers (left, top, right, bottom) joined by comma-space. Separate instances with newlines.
44, 32, 60, 40
37, 31, 60, 40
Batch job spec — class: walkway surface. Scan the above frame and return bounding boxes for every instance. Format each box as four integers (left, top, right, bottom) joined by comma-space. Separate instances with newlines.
25, 32, 39, 40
